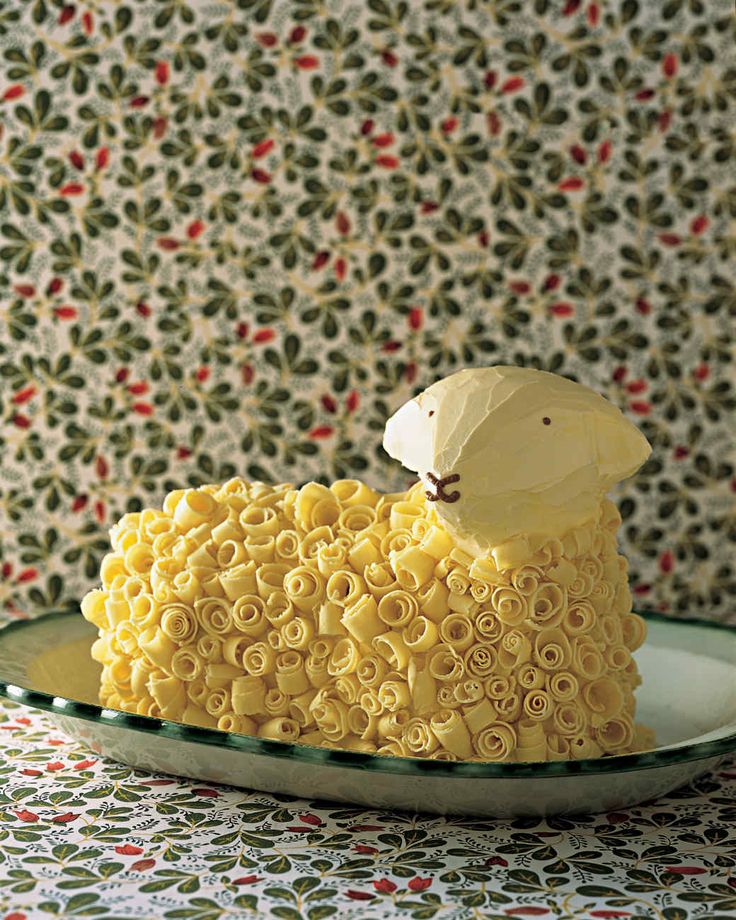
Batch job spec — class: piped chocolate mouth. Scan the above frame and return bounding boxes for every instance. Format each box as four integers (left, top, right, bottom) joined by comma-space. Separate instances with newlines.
425, 472, 461, 504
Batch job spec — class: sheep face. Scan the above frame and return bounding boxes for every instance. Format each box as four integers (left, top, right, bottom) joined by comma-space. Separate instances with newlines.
383, 365, 651, 553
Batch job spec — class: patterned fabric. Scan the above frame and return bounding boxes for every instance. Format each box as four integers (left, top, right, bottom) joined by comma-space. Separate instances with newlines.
1, 0, 735, 622
0, 698, 733, 919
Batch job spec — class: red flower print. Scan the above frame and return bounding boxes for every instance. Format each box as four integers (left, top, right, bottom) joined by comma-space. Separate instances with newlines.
288, 25, 306, 44
241, 364, 254, 384
353, 844, 378, 854
5, 912, 28, 920
130, 858, 156, 872
408, 877, 432, 892
336, 211, 350, 235
299, 813, 322, 826
484, 70, 497, 89
549, 302, 574, 317
664, 866, 706, 875
690, 215, 708, 235
346, 390, 359, 412
372, 132, 394, 148
60, 183, 84, 196
251, 168, 272, 184
96, 147, 109, 170
12, 386, 36, 405
543, 273, 560, 291
563, 0, 581, 14
2, 84, 24, 101
658, 233, 681, 247
382, 340, 402, 352
21, 768, 42, 776
635, 297, 651, 315
129, 95, 149, 108
52, 812, 78, 823
157, 237, 180, 250
588, 3, 600, 26
334, 257, 347, 280
360, 119, 374, 136
420, 201, 439, 214
69, 150, 84, 170
115, 844, 144, 856
405, 360, 417, 383
311, 250, 330, 270
136, 301, 151, 317
662, 53, 678, 78
509, 281, 531, 295
252, 328, 275, 344
53, 306, 77, 320
570, 144, 586, 164
375, 155, 399, 169
58, 5, 75, 24
441, 117, 458, 133
252, 138, 275, 159
558, 177, 584, 191
295, 55, 319, 70
321, 395, 337, 413
82, 11, 92, 34
47, 277, 63, 294
11, 414, 31, 429
504, 910, 549, 917
598, 139, 612, 163
177, 446, 192, 459
629, 400, 651, 415
373, 879, 397, 893
236, 322, 249, 339
233, 875, 261, 885
195, 366, 210, 382
73, 758, 97, 770
381, 49, 398, 67
46, 761, 64, 772
14, 809, 39, 823
625, 379, 647, 394
635, 88, 655, 101
499, 76, 524, 94
17, 568, 38, 582
187, 220, 205, 239
485, 855, 509, 866
132, 402, 153, 416
673, 446, 689, 460
155, 61, 169, 85
191, 787, 220, 797
309, 426, 334, 439
408, 307, 423, 330
346, 891, 375, 901
693, 363, 709, 381
256, 32, 277, 47
72, 495, 88, 512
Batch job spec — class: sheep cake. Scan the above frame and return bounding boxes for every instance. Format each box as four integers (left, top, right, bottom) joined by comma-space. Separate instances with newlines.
81, 366, 656, 763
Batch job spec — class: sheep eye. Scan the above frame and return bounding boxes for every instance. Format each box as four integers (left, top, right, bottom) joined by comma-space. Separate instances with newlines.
428, 410, 435, 417
542, 417, 551, 425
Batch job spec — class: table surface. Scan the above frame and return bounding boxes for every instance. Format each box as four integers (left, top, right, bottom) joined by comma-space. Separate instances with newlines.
0, 698, 734, 920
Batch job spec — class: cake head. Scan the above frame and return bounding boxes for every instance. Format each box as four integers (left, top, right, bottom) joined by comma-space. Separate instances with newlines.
383, 366, 651, 553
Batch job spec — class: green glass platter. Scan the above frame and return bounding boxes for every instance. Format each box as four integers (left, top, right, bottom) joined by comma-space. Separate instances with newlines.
0, 609, 734, 817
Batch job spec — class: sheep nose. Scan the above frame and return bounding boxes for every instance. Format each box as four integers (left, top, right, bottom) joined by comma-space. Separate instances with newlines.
425, 472, 461, 504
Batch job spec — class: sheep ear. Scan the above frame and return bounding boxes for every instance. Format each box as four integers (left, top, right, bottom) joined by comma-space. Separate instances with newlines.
592, 413, 651, 485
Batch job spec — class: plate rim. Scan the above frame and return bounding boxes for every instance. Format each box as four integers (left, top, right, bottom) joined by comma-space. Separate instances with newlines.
1, 609, 734, 780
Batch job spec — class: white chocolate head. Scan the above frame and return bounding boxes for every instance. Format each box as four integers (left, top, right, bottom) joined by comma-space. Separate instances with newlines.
383, 366, 651, 553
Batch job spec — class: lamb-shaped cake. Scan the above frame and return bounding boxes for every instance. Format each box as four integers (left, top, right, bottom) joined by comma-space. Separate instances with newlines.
81, 366, 655, 762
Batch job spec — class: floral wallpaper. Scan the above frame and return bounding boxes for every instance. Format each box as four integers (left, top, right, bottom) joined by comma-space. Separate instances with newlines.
1, 0, 735, 621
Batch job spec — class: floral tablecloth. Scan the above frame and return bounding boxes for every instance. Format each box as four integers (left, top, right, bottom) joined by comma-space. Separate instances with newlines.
1, 697, 734, 920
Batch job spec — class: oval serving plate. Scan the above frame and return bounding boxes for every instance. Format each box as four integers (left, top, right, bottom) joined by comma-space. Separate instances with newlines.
0, 610, 734, 817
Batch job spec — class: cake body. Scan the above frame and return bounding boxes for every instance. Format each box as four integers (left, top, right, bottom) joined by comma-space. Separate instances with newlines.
81, 478, 652, 762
